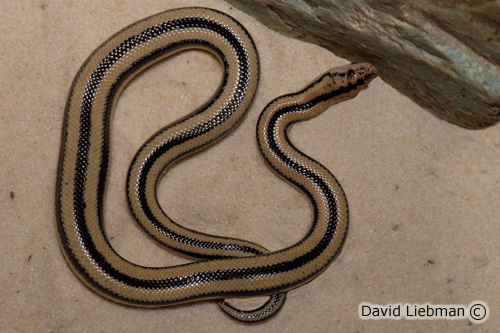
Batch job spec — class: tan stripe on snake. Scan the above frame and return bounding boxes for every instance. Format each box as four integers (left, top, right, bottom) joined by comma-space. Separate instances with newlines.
56, 7, 378, 323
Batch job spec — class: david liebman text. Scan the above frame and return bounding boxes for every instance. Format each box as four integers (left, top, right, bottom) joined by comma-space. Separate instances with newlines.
359, 303, 467, 320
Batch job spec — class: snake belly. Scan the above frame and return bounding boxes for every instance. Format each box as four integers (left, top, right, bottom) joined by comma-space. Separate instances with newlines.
56, 6, 378, 323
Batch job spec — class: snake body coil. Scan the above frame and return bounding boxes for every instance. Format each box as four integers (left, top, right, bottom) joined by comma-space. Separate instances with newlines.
56, 7, 377, 323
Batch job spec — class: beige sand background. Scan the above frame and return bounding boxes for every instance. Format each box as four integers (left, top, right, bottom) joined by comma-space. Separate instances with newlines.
1, 0, 499, 331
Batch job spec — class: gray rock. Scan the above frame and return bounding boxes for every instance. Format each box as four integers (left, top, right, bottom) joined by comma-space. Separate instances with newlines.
226, 0, 500, 128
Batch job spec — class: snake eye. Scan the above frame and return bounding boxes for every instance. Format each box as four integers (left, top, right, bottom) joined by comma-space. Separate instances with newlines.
347, 69, 356, 78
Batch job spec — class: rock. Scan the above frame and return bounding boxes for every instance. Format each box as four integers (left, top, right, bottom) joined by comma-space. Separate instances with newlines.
226, 0, 500, 128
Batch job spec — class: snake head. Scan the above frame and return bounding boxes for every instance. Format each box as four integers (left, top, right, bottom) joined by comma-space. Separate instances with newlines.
318, 63, 378, 105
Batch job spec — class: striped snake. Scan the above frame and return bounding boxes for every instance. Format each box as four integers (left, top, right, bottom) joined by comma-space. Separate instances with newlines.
56, 7, 378, 323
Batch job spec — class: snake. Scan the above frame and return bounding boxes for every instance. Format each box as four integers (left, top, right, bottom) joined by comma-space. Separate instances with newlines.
56, 7, 378, 323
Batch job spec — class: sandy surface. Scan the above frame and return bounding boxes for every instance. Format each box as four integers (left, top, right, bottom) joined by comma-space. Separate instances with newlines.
1, 0, 499, 331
